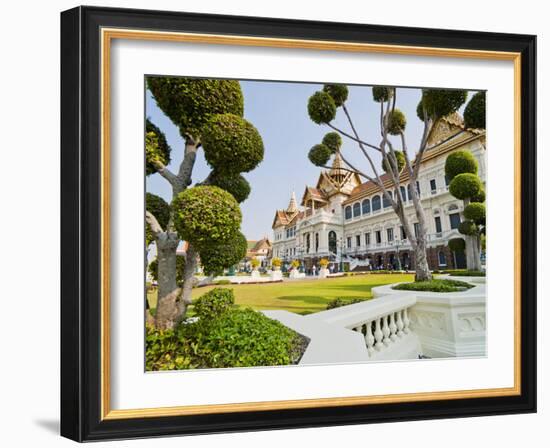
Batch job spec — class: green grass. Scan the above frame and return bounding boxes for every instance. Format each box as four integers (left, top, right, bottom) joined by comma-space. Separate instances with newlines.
392, 278, 474, 293
147, 273, 415, 315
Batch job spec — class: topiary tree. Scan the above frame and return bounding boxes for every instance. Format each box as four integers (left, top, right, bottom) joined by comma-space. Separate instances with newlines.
145, 77, 264, 329
271, 257, 282, 269
250, 257, 261, 270
305, 85, 484, 281
445, 151, 485, 271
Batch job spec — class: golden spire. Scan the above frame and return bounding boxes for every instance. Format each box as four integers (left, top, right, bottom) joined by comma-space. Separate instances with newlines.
329, 151, 346, 183
286, 191, 298, 213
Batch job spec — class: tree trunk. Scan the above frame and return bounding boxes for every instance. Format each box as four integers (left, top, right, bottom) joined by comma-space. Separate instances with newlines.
177, 244, 199, 321
154, 231, 180, 330
414, 233, 432, 281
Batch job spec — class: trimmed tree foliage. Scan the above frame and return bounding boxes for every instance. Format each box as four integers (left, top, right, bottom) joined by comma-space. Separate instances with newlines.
458, 220, 478, 236
449, 173, 484, 200
146, 77, 244, 138
464, 91, 486, 129
146, 120, 172, 175
308, 144, 332, 167
445, 150, 478, 181
372, 86, 393, 103
208, 171, 251, 203
382, 151, 406, 173
146, 77, 265, 331
198, 231, 248, 276
322, 132, 342, 153
421, 89, 468, 120
445, 151, 485, 271
387, 109, 407, 135
448, 237, 466, 253
172, 185, 241, 246
323, 84, 348, 107
464, 202, 486, 224
307, 91, 337, 124
145, 193, 170, 246
201, 113, 264, 174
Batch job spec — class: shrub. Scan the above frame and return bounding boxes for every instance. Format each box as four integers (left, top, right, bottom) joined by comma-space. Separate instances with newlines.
387, 109, 407, 135
308, 144, 332, 167
393, 279, 474, 292
146, 77, 244, 138
382, 151, 405, 173
208, 171, 251, 203
323, 84, 348, 107
448, 270, 486, 277
201, 113, 264, 174
449, 173, 484, 200
214, 279, 232, 285
445, 150, 478, 181
322, 132, 342, 153
271, 257, 282, 268
308, 91, 337, 124
448, 237, 466, 253
291, 259, 300, 269
326, 297, 367, 310
372, 86, 393, 103
464, 202, 486, 224
192, 287, 235, 320
464, 91, 486, 129
251, 258, 261, 269
172, 185, 241, 245
145, 326, 196, 371
319, 258, 329, 268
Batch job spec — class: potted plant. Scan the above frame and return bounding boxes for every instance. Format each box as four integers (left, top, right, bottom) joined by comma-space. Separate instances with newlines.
319, 258, 330, 278
250, 257, 261, 278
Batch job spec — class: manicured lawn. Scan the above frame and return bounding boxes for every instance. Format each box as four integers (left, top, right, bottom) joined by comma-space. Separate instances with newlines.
147, 273, 414, 315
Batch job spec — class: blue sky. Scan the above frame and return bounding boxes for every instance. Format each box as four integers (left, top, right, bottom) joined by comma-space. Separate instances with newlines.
146, 80, 471, 240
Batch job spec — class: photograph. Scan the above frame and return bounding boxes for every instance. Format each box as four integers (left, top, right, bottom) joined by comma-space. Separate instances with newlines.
144, 77, 487, 371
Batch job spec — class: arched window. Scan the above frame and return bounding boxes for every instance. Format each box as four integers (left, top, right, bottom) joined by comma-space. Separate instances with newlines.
438, 251, 447, 267
345, 206, 352, 220
353, 202, 361, 218
362, 199, 371, 214
328, 231, 337, 254
383, 191, 393, 208
372, 195, 381, 211
306, 233, 311, 253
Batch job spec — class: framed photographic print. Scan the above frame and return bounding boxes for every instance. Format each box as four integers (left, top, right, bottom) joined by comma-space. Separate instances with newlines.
60, 5, 537, 442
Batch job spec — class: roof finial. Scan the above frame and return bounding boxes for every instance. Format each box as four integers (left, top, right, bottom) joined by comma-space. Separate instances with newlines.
286, 191, 298, 213
330, 151, 346, 181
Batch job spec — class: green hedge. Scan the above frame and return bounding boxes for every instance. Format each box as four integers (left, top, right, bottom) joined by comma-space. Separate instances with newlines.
326, 297, 368, 310
392, 279, 474, 292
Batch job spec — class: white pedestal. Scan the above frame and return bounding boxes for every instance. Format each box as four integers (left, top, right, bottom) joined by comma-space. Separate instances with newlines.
319, 267, 329, 278
251, 269, 260, 279
270, 269, 283, 281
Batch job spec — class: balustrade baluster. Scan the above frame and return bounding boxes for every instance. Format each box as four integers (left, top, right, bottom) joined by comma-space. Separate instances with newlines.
403, 308, 410, 334
365, 321, 375, 356
389, 313, 397, 341
382, 315, 391, 346
396, 310, 404, 337
374, 318, 384, 350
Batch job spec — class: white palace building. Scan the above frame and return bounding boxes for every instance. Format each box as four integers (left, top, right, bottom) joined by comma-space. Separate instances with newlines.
271, 113, 486, 273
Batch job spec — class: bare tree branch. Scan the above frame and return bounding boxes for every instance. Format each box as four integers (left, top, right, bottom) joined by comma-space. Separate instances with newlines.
145, 210, 164, 236
152, 160, 178, 186
327, 123, 382, 152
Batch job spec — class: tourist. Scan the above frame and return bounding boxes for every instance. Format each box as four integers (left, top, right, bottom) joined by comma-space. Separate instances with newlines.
312, 265, 317, 276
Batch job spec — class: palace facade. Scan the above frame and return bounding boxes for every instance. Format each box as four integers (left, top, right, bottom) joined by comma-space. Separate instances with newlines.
271, 113, 486, 272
